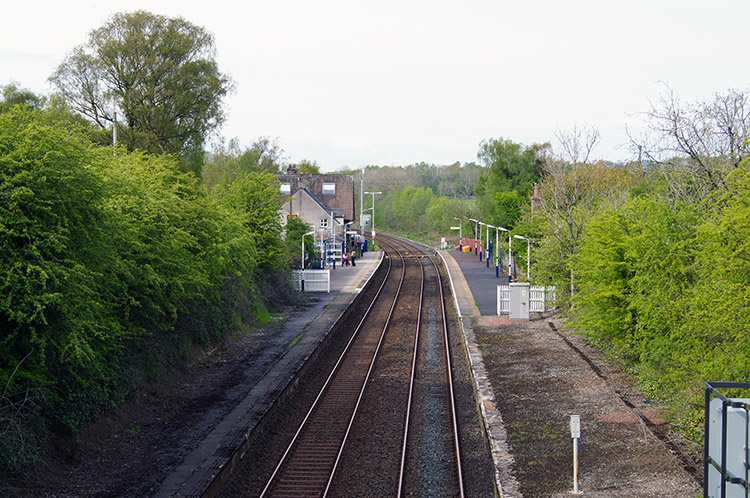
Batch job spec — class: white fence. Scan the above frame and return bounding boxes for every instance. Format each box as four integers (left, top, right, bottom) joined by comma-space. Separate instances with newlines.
529, 285, 556, 312
497, 285, 510, 315
497, 285, 556, 315
293, 269, 331, 292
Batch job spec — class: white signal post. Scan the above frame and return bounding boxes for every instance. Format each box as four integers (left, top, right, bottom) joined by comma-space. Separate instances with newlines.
570, 415, 582, 494
359, 168, 364, 234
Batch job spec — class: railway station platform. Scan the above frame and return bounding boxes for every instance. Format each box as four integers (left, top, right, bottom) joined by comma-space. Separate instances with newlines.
158, 249, 383, 497
439, 247, 510, 317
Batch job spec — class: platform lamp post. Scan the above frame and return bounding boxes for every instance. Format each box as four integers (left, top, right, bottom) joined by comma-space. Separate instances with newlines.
359, 168, 364, 234
477, 221, 486, 263
469, 218, 479, 255
452, 217, 462, 251
487, 225, 502, 278
493, 226, 504, 278
364, 191, 382, 240
330, 209, 335, 269
301, 231, 315, 291
486, 224, 495, 269
497, 226, 510, 280
514, 234, 531, 281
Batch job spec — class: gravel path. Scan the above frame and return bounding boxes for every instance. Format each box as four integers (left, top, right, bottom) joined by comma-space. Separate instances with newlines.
473, 316, 702, 498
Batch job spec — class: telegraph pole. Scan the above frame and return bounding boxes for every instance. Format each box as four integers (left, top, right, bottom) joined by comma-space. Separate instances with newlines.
360, 168, 364, 235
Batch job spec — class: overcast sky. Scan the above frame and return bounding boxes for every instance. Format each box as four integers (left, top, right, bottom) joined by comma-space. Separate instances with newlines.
2, 1, 748, 171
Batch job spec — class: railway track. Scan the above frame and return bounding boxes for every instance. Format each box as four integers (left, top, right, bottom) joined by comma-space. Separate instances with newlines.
239, 235, 465, 497
386, 235, 464, 498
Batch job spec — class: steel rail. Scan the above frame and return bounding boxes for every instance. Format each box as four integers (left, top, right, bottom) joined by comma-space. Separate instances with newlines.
385, 235, 465, 498
396, 238, 425, 497
322, 241, 412, 496
259, 243, 406, 498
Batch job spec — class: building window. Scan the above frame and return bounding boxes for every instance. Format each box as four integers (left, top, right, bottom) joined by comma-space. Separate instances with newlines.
322, 183, 336, 195
320, 218, 328, 228
280, 183, 291, 194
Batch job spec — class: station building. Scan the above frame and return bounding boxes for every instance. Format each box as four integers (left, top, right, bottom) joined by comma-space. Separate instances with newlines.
277, 165, 356, 265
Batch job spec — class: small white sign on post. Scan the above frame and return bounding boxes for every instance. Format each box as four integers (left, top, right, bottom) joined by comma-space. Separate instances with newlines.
570, 415, 582, 494
570, 414, 581, 438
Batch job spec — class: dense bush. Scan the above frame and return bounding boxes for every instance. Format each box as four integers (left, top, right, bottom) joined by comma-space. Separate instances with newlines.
0, 106, 287, 470
558, 167, 750, 441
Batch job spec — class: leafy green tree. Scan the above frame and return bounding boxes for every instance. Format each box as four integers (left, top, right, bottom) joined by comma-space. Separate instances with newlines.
217, 171, 285, 274
475, 138, 544, 228
0, 106, 123, 462
203, 136, 287, 189
570, 208, 635, 350
532, 157, 641, 300
440, 162, 481, 198
244, 136, 285, 175
569, 191, 700, 398
284, 217, 317, 269
297, 159, 320, 175
685, 166, 750, 382
50, 10, 233, 176
0, 83, 45, 113
0, 105, 288, 471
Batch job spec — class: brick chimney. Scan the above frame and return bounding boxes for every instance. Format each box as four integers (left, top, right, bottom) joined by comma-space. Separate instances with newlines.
531, 183, 541, 216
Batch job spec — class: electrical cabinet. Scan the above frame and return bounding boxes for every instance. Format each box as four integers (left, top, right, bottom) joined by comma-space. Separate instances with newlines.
509, 282, 530, 321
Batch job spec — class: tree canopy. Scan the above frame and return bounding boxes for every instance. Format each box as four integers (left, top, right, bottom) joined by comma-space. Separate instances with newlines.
50, 10, 232, 176
475, 137, 545, 229
0, 105, 290, 472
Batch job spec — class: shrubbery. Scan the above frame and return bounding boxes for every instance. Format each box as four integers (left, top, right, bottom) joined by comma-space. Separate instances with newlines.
532, 162, 750, 442
0, 106, 288, 470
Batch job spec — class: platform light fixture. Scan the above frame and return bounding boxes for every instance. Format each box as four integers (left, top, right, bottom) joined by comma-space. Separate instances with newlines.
469, 218, 479, 254
514, 234, 531, 280
485, 224, 495, 270
477, 221, 486, 261
490, 225, 504, 278
452, 217, 462, 251
364, 191, 382, 239
496, 226, 510, 279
